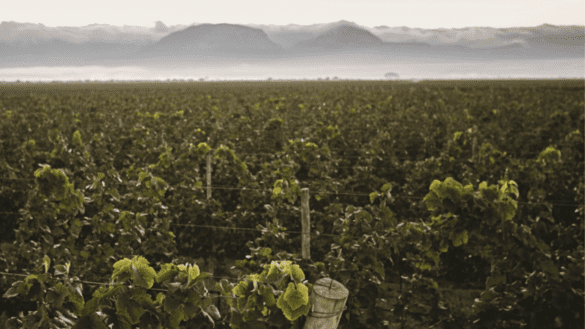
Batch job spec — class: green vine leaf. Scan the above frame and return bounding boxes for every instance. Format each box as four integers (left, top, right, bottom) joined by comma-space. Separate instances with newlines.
156, 263, 179, 283
46, 282, 69, 308
423, 191, 441, 211
156, 293, 165, 306
54, 263, 70, 276
233, 281, 250, 297
73, 314, 108, 329
205, 304, 221, 320
262, 286, 276, 307
272, 180, 283, 198
81, 299, 101, 317
168, 306, 185, 329
116, 292, 146, 325
500, 199, 518, 221
66, 282, 85, 315
131, 289, 155, 306
163, 295, 182, 313
112, 258, 132, 281
130, 256, 157, 289
188, 264, 200, 283
277, 282, 310, 321
426, 250, 441, 266
439, 240, 449, 253
289, 264, 305, 283
486, 274, 506, 288
381, 183, 393, 193
92, 285, 122, 299
2, 281, 22, 298
42, 256, 51, 273
450, 229, 469, 247
416, 262, 432, 271
266, 262, 280, 280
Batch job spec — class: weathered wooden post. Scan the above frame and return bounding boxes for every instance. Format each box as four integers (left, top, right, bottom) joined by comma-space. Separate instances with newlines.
301, 188, 310, 260
206, 153, 212, 200
299, 188, 349, 328
303, 278, 349, 329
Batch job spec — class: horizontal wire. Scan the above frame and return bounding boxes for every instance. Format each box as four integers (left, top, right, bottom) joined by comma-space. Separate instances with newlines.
0, 178, 35, 181
1, 177, 580, 206
0, 143, 552, 162
171, 224, 264, 232
0, 132, 554, 155
0, 271, 167, 292
0, 188, 579, 218
1, 177, 580, 207
2, 203, 580, 238
0, 271, 236, 298
169, 223, 340, 238
0, 272, 483, 302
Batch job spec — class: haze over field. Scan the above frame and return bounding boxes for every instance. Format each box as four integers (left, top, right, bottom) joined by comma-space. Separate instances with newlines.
1, 0, 583, 81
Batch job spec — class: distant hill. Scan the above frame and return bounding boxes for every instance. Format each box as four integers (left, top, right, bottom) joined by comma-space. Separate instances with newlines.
0, 20, 582, 68
138, 23, 283, 61
0, 21, 180, 44
295, 25, 384, 50
370, 24, 584, 51
249, 20, 364, 48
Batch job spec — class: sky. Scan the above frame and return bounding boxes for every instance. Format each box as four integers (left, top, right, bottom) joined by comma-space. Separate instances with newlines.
3, 0, 584, 29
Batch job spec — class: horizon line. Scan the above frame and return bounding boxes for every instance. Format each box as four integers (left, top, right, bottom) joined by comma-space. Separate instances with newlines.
1, 20, 584, 30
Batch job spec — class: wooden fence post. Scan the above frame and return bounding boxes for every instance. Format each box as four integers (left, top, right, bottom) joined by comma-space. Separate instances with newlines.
301, 188, 310, 260
206, 153, 212, 200
303, 278, 349, 329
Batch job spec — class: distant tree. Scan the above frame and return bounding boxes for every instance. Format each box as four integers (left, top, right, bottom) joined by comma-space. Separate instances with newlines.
384, 72, 400, 80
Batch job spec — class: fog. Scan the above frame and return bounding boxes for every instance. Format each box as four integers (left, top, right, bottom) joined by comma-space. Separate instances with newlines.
0, 58, 582, 82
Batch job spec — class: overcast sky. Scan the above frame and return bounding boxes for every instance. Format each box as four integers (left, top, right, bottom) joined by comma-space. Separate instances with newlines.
3, 0, 584, 29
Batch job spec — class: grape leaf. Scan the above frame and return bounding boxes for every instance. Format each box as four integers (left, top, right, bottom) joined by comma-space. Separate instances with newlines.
116, 293, 145, 325
451, 229, 468, 247
156, 263, 179, 283
280, 282, 309, 311
131, 256, 156, 289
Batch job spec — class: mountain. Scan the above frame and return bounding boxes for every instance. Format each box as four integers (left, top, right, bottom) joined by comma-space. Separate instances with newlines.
155, 24, 280, 52
129, 23, 286, 66
0, 21, 182, 67
248, 20, 364, 48
136, 23, 283, 63
0, 20, 582, 68
0, 21, 186, 44
295, 24, 384, 50
369, 24, 584, 51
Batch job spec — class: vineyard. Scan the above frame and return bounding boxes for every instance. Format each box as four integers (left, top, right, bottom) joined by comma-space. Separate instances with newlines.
0, 79, 583, 329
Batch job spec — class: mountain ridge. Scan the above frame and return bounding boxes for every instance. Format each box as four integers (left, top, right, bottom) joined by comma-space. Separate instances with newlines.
153, 23, 281, 51
0, 21, 582, 68
295, 25, 384, 50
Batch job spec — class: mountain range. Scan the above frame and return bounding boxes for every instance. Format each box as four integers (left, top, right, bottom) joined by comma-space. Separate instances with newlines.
0, 20, 583, 68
